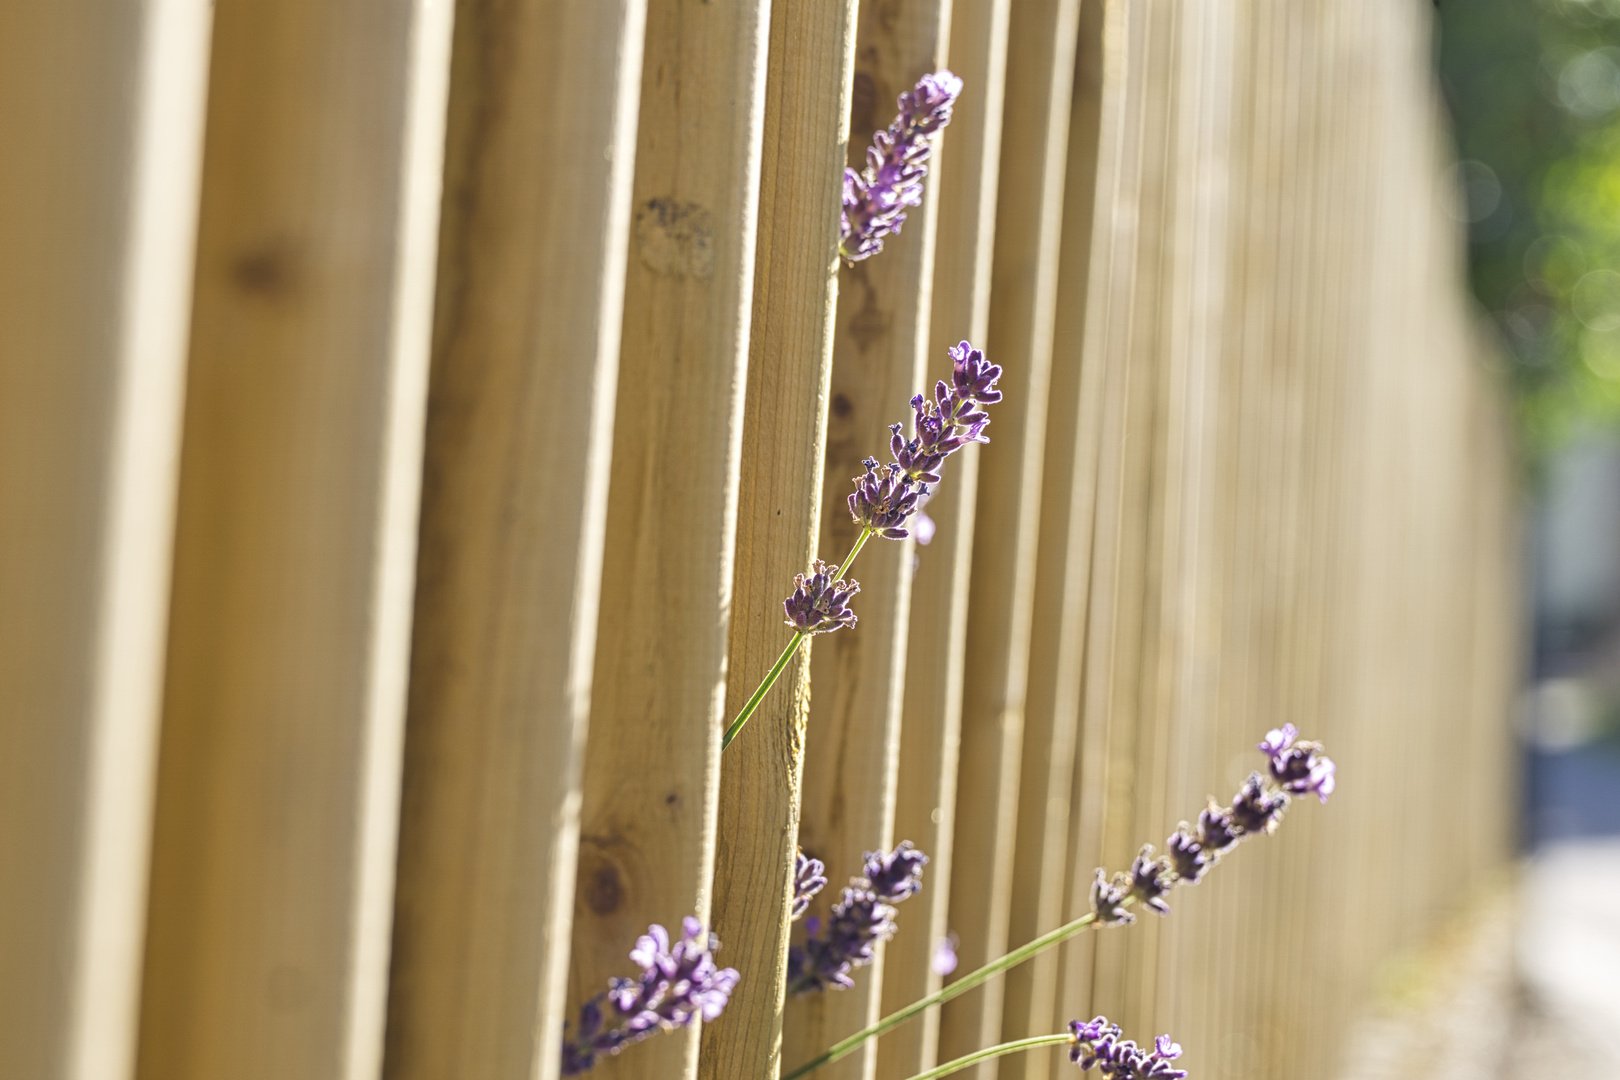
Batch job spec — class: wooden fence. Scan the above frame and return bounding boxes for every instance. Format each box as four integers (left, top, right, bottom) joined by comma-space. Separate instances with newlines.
0, 2, 1518, 1080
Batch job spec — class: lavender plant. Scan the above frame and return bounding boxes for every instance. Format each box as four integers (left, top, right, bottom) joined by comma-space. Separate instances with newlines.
721, 341, 1001, 750
895, 1017, 1187, 1080
788, 842, 929, 995
781, 728, 1337, 1079
560, 917, 739, 1075
721, 69, 981, 753
841, 70, 963, 263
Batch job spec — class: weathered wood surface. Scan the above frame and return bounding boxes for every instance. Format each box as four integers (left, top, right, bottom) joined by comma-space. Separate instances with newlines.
0, 3, 211, 1078
938, 0, 1083, 1074
699, 3, 860, 1079
787, 5, 953, 1079
877, 0, 1014, 1074
134, 1, 455, 1077
383, 2, 647, 1079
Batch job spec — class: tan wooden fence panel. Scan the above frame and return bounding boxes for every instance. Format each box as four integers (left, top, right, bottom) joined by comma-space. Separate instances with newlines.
878, 0, 1013, 1075
787, 6, 952, 1080
382, 2, 648, 1079
134, 1, 455, 1077
939, 0, 1083, 1074
566, 4, 768, 1080
0, 3, 1524, 1080
700, 4, 860, 1080
0, 3, 211, 1078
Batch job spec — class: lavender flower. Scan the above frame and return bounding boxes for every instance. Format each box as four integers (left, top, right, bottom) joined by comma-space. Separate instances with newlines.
1258, 723, 1337, 802
1090, 868, 1135, 926
560, 917, 740, 1075
793, 850, 828, 921
1068, 1018, 1187, 1079
788, 843, 929, 995
1092, 729, 1338, 924
1129, 846, 1174, 916
841, 70, 964, 263
783, 560, 861, 635
849, 458, 929, 539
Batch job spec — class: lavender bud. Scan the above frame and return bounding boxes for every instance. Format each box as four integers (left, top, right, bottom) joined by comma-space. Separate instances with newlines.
949, 340, 1003, 403
1090, 868, 1136, 926
1195, 800, 1242, 854
783, 559, 861, 635
560, 917, 740, 1075
848, 457, 928, 539
1128, 845, 1174, 916
1068, 1016, 1187, 1079
1259, 723, 1337, 803
1229, 772, 1289, 835
789, 843, 929, 995
864, 840, 929, 903
792, 851, 828, 921
841, 71, 964, 263
1165, 826, 1211, 884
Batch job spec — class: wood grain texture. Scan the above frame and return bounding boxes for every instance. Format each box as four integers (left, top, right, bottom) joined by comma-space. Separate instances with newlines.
381, 2, 647, 1079
568, 2, 768, 1079
876, 1, 1012, 1073
134, 1, 456, 1077
785, 4, 953, 1079
698, 3, 859, 1079
938, 0, 1082, 1074
0, 4, 211, 1078
996, 3, 1109, 1075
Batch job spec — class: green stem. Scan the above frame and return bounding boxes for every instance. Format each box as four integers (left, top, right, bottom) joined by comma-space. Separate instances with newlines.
721, 528, 875, 751
781, 901, 1128, 1080
897, 1034, 1075, 1080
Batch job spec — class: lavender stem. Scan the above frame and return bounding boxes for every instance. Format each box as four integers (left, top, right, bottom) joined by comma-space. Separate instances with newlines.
897, 1034, 1074, 1080
778, 903, 1124, 1079
721, 526, 875, 750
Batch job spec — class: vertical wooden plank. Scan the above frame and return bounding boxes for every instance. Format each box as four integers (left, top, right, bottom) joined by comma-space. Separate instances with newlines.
938, 0, 1083, 1072
0, 3, 211, 1078
785, 6, 953, 1080
877, 0, 1013, 1074
997, 3, 1109, 1074
134, 0, 457, 1076
381, 1, 648, 1077
566, 2, 769, 1079
698, 4, 860, 1079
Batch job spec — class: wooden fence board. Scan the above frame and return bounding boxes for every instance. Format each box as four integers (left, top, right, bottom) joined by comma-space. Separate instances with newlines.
997, 2, 1109, 1074
785, 5, 953, 1079
938, 0, 1083, 1074
134, 0, 455, 1076
381, 2, 648, 1079
877, 0, 1013, 1074
566, 4, 769, 1079
0, 3, 211, 1078
698, 4, 860, 1078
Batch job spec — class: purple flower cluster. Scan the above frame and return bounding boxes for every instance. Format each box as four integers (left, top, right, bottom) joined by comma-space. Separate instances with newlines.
783, 560, 861, 635
561, 917, 740, 1076
1092, 728, 1336, 925
788, 842, 929, 995
792, 850, 829, 921
841, 70, 964, 263
1068, 1017, 1187, 1079
847, 341, 1003, 542
1258, 723, 1336, 802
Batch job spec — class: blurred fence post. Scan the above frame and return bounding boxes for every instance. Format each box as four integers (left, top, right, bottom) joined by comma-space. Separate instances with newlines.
382, 2, 647, 1079
0, 3, 211, 1078
134, 1, 455, 1077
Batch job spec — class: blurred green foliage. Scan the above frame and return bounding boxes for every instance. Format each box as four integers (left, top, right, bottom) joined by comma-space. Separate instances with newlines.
1439, 0, 1620, 460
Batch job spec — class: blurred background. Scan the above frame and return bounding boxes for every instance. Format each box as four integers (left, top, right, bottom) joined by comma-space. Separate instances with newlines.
1331, 1, 1620, 1075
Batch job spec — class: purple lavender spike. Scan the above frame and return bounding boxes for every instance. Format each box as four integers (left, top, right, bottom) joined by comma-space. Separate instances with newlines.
1067, 1016, 1188, 1078
848, 457, 928, 539
788, 843, 929, 995
1259, 722, 1337, 803
841, 71, 964, 263
783, 559, 861, 635
560, 917, 739, 1075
